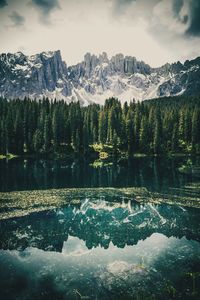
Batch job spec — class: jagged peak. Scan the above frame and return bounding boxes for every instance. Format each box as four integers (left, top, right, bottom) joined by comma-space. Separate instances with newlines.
99, 52, 108, 62
0, 51, 26, 60
1, 49, 200, 103
40, 49, 61, 59
111, 53, 124, 59
1, 50, 200, 70
0, 50, 62, 64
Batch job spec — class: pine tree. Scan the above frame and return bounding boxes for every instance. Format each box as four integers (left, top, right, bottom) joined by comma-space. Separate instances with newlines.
171, 122, 179, 153
5, 110, 14, 154
192, 107, 200, 153
0, 96, 199, 158
0, 119, 6, 155
52, 108, 60, 151
139, 117, 149, 153
125, 111, 134, 157
44, 115, 51, 152
33, 129, 43, 153
153, 111, 162, 154
98, 111, 107, 144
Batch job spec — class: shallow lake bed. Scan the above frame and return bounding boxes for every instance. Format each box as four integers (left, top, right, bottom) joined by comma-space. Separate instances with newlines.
0, 157, 200, 300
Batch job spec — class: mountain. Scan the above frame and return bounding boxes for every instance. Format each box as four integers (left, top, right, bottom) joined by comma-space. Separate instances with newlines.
0, 199, 199, 252
0, 50, 200, 105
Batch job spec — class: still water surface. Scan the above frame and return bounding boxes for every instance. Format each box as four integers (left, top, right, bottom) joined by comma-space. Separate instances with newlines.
0, 157, 200, 300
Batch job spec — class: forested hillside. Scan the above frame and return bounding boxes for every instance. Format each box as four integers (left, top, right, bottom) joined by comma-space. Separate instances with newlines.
0, 96, 199, 158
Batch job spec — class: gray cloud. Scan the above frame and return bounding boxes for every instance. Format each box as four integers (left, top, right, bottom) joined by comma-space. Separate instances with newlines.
172, 0, 183, 16
115, 0, 136, 6
172, 0, 188, 25
111, 0, 200, 37
150, 0, 200, 37
0, 0, 199, 67
186, 0, 200, 36
0, 0, 7, 9
170, 0, 200, 36
111, 0, 159, 15
111, 0, 137, 15
9, 11, 25, 26
32, 0, 60, 15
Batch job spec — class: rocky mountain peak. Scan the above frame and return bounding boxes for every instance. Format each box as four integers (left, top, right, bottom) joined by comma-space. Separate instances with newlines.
0, 50, 200, 105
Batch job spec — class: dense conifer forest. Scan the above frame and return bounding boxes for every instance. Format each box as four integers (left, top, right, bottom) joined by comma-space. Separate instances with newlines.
0, 96, 199, 159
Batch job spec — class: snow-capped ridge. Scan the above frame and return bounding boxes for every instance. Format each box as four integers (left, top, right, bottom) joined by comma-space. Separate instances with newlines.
0, 50, 200, 104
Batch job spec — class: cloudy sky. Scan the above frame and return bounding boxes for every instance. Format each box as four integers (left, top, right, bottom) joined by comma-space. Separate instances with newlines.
0, 0, 200, 67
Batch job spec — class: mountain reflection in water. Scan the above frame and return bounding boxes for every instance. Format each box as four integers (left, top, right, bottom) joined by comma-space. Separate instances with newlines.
0, 199, 200, 252
0, 157, 200, 300
0, 197, 200, 300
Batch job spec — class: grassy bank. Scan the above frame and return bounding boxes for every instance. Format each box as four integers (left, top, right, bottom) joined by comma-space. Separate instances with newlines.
0, 153, 18, 160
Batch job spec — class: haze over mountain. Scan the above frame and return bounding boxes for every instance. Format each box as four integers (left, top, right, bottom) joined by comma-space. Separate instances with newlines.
0, 50, 200, 105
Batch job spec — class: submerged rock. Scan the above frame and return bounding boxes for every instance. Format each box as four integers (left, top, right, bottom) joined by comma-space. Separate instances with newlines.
95, 260, 163, 299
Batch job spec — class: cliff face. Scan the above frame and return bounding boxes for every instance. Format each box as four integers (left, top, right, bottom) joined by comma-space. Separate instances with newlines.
0, 50, 72, 99
0, 50, 200, 104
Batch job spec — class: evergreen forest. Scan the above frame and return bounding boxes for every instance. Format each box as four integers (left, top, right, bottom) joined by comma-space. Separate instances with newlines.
0, 96, 200, 159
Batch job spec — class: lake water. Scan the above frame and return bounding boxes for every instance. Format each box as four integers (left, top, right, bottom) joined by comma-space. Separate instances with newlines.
0, 157, 200, 300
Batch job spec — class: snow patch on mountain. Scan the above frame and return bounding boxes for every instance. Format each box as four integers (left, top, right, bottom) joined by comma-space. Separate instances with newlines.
0, 50, 200, 103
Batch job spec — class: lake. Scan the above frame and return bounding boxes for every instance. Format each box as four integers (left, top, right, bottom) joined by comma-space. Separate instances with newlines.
0, 157, 200, 300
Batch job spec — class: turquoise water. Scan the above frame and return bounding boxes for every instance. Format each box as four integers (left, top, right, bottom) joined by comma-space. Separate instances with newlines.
0, 157, 200, 300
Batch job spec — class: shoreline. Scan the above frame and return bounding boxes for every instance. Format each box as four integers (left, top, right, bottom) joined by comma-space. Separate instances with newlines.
0, 152, 199, 161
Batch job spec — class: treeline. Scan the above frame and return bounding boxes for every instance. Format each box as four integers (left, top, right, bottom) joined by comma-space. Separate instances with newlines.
0, 96, 199, 157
